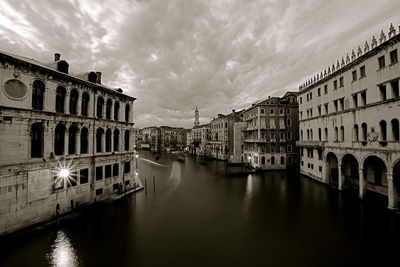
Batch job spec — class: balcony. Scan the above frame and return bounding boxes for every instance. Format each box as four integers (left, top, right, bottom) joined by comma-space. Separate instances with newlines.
270, 138, 277, 143
279, 138, 286, 143
296, 140, 326, 148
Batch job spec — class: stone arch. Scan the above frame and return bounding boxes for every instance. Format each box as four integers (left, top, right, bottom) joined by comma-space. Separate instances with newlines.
392, 159, 400, 208
362, 154, 388, 194
341, 153, 359, 190
326, 151, 339, 186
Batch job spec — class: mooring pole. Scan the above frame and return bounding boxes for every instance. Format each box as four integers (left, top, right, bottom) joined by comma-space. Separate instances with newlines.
145, 178, 147, 195
153, 176, 156, 192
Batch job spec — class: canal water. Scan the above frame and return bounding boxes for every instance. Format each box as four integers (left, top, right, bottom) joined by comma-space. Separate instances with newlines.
1, 151, 400, 266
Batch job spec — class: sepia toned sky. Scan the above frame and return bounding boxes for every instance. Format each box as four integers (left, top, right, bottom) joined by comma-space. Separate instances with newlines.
1, 0, 399, 128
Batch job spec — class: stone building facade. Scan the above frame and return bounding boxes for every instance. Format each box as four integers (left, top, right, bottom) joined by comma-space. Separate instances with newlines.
191, 123, 211, 156
0, 51, 137, 236
243, 92, 299, 170
210, 110, 242, 160
296, 24, 400, 209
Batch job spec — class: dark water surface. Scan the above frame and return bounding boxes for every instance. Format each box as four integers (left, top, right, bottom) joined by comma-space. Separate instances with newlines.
1, 151, 400, 266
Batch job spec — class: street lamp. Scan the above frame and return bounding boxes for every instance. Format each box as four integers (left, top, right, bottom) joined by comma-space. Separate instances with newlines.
248, 156, 251, 169
135, 154, 139, 172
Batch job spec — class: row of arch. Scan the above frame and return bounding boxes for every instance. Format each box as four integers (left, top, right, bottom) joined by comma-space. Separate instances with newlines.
325, 151, 400, 208
32, 80, 131, 122
30, 122, 131, 158
300, 118, 400, 143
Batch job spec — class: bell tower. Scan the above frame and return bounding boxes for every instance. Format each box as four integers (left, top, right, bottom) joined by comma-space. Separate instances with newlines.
194, 106, 199, 127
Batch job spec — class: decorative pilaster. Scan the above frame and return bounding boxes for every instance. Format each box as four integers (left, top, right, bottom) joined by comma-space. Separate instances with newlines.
387, 172, 398, 210
338, 164, 343, 190
359, 168, 366, 199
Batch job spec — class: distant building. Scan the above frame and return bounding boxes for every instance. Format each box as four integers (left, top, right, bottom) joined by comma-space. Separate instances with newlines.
0, 51, 137, 236
192, 123, 211, 156
230, 121, 247, 164
296, 24, 400, 209
160, 126, 187, 151
141, 126, 160, 151
210, 110, 243, 160
242, 92, 299, 169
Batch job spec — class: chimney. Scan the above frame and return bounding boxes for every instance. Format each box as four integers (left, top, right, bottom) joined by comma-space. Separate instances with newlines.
116, 88, 123, 93
54, 53, 61, 61
96, 71, 102, 84
232, 109, 235, 113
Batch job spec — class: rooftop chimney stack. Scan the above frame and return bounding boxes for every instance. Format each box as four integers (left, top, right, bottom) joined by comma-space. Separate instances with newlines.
96, 72, 102, 84
54, 53, 61, 61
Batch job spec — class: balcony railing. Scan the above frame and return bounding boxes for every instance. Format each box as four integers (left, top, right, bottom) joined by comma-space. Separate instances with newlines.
296, 140, 326, 147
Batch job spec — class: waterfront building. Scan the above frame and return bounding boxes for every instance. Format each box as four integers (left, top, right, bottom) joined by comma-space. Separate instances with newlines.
296, 23, 400, 209
160, 126, 186, 151
210, 110, 243, 160
141, 126, 160, 151
132, 128, 142, 150
0, 51, 137, 235
242, 92, 299, 169
191, 123, 211, 156
230, 121, 247, 164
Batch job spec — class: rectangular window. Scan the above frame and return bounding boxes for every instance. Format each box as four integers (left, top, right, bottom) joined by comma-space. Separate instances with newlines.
339, 98, 345, 111
287, 118, 291, 127
379, 85, 387, 101
333, 80, 337, 89
361, 91, 367, 106
324, 103, 329, 114
390, 49, 398, 65
270, 109, 274, 115
287, 108, 291, 115
317, 105, 321, 116
287, 145, 292, 152
113, 163, 119, 177
360, 66, 366, 78
124, 161, 131, 174
352, 70, 357, 81
280, 109, 284, 115
80, 169, 89, 184
378, 56, 385, 68
287, 132, 292, 140
317, 88, 321, 96
260, 108, 264, 114
299, 97, 302, 104
324, 85, 328, 94
391, 80, 399, 98
339, 77, 344, 87
309, 92, 312, 100
333, 100, 338, 112
96, 166, 103, 181
353, 94, 358, 108
105, 165, 112, 178
96, 188, 103, 196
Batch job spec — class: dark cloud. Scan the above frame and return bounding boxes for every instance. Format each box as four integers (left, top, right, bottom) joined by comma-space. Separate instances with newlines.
0, 0, 399, 127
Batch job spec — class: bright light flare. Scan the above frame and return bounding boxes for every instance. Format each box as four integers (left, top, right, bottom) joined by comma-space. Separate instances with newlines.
51, 159, 77, 189
58, 168, 70, 178
135, 154, 139, 158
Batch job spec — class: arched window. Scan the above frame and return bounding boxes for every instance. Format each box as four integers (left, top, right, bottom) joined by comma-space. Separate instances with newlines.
324, 128, 328, 141
334, 127, 338, 141
31, 123, 43, 158
54, 124, 66, 155
271, 156, 275, 165
124, 130, 130, 151
300, 130, 303, 141
307, 129, 310, 140
380, 120, 387, 141
106, 99, 112, 119
81, 93, 89, 116
106, 129, 112, 152
354, 124, 359, 141
114, 129, 120, 152
361, 123, 368, 141
310, 129, 313, 141
125, 104, 130, 122
96, 128, 104, 153
68, 125, 78, 154
55, 86, 66, 113
318, 128, 322, 141
261, 156, 265, 165
114, 101, 120, 120
281, 156, 285, 165
80, 127, 89, 154
69, 89, 79, 115
391, 119, 399, 141
340, 126, 344, 141
97, 97, 104, 118
32, 80, 45, 110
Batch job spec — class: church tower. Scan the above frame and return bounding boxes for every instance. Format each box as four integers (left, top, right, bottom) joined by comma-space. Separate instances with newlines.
194, 106, 199, 126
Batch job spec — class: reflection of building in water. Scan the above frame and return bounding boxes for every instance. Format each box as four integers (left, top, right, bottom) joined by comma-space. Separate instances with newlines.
0, 51, 137, 236
296, 24, 400, 209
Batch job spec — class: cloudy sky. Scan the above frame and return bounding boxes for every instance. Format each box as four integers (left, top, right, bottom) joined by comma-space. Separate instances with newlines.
1, 0, 399, 128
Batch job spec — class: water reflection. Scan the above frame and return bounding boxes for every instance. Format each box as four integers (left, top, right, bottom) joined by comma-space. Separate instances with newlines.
245, 174, 254, 199
46, 230, 79, 267
166, 161, 182, 193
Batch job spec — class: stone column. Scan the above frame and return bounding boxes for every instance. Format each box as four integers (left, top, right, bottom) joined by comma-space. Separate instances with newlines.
77, 93, 81, 116
101, 131, 105, 153
110, 100, 114, 121
64, 128, 69, 155
359, 168, 366, 199
338, 163, 343, 190
65, 92, 70, 114
110, 132, 114, 152
387, 172, 398, 209
323, 162, 329, 184
76, 131, 81, 155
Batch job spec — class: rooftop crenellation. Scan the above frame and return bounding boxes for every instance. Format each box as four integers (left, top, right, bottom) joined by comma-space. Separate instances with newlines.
299, 23, 400, 91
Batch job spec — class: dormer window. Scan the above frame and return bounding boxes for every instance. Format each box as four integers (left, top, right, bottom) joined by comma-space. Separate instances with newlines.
88, 72, 97, 83
57, 60, 69, 74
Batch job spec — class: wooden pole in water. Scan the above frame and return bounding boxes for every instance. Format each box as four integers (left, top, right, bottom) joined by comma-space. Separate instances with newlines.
145, 178, 147, 195
153, 176, 156, 192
